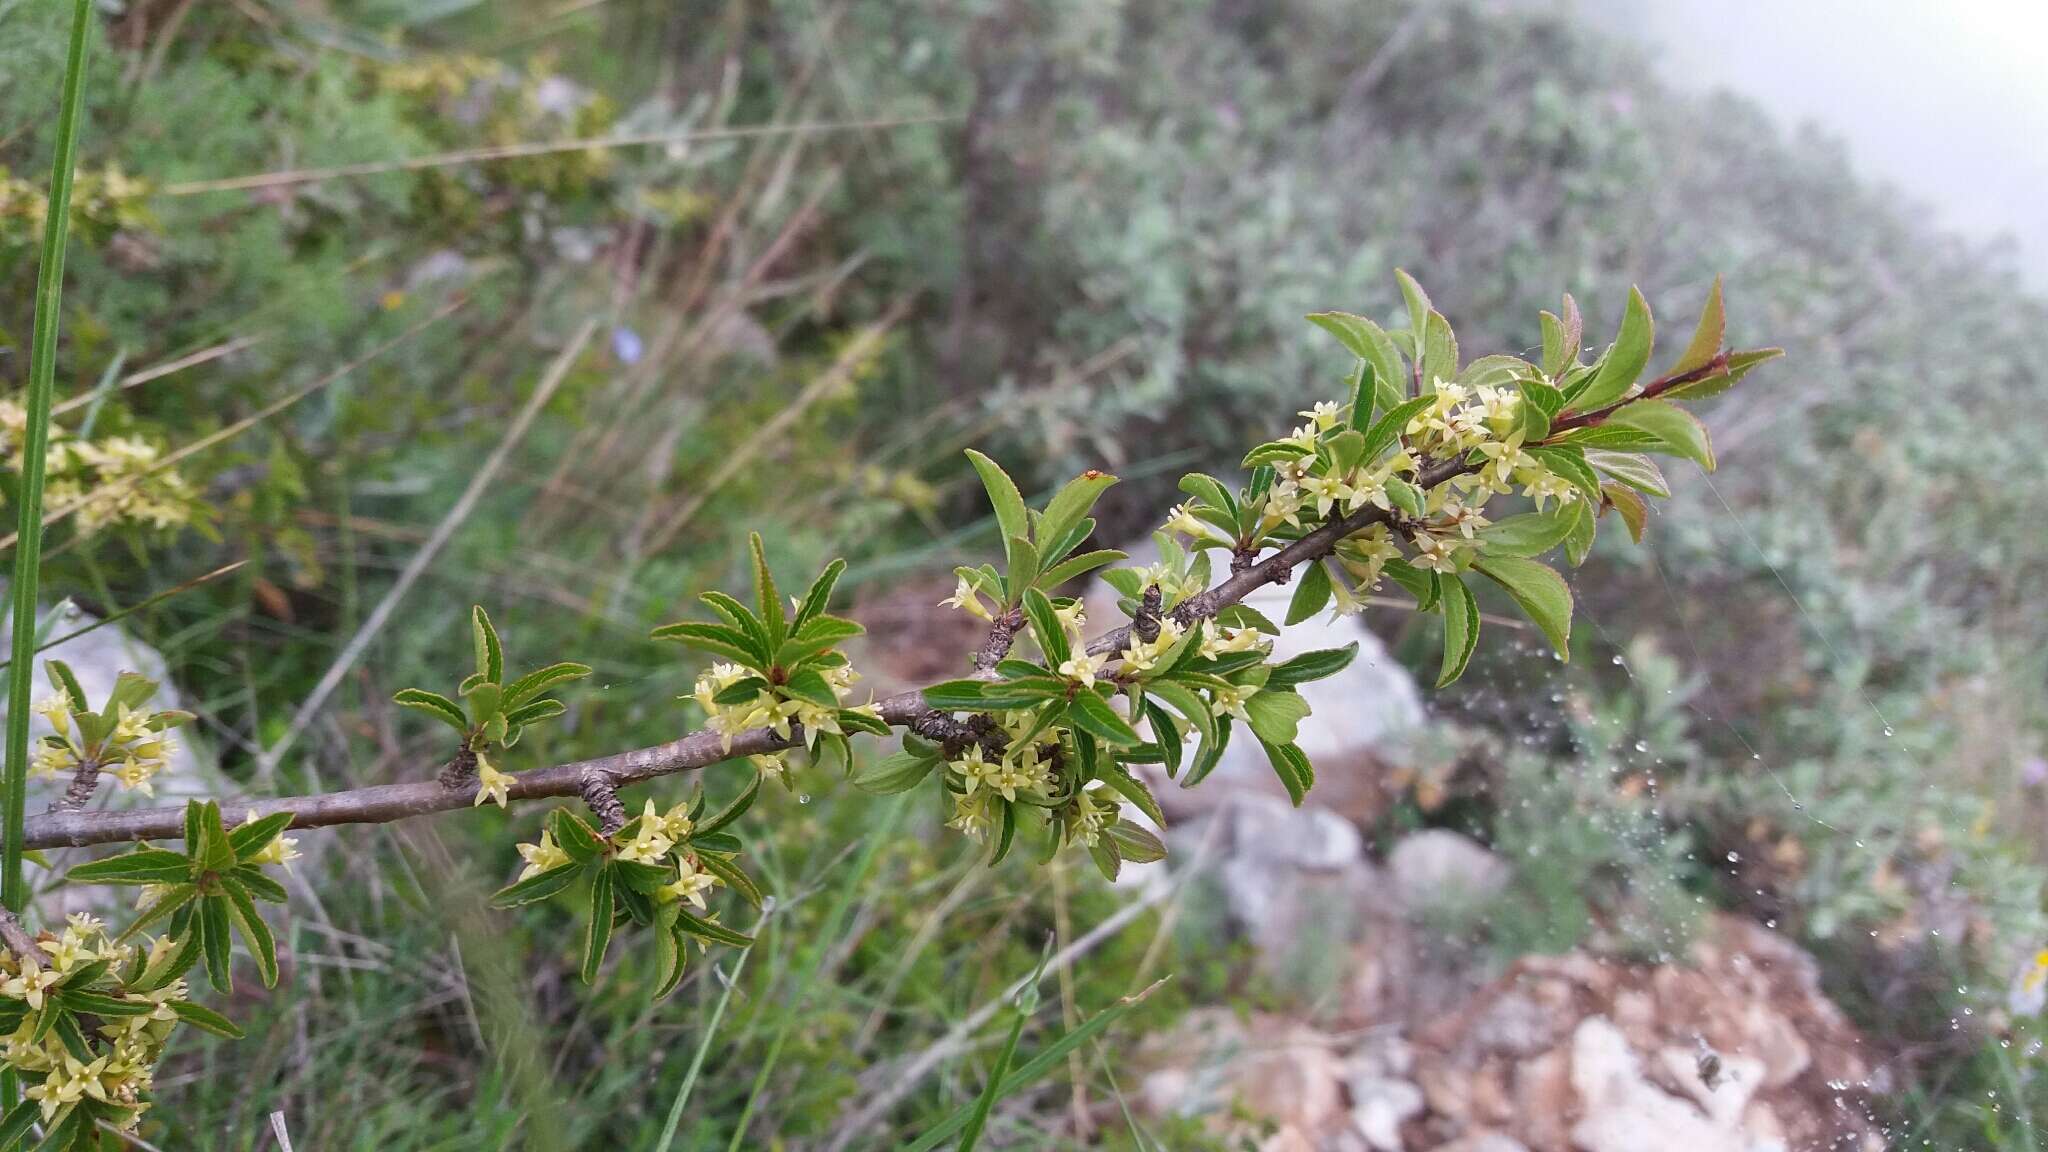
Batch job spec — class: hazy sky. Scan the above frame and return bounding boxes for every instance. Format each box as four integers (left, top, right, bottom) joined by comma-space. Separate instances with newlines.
1554, 0, 2048, 286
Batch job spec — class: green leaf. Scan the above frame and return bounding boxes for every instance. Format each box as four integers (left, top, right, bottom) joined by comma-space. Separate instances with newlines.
168, 999, 244, 1039
1384, 476, 1423, 517
228, 812, 294, 863
67, 848, 192, 886
793, 557, 848, 627
1603, 481, 1649, 543
56, 989, 154, 1019
1474, 556, 1573, 658
119, 883, 197, 942
221, 881, 278, 988
749, 533, 786, 651
1104, 819, 1167, 865
1266, 644, 1358, 689
498, 663, 590, 711
1570, 286, 1653, 413
699, 590, 771, 654
922, 680, 990, 711
1177, 473, 1236, 515
1475, 508, 1576, 558
1419, 310, 1459, 389
472, 605, 503, 685
649, 621, 765, 668
1243, 689, 1310, 746
779, 668, 841, 709
503, 698, 566, 728
1605, 399, 1714, 471
1563, 497, 1598, 568
1538, 310, 1574, 378
491, 863, 584, 908
581, 866, 615, 984
1002, 534, 1040, 603
549, 809, 606, 862
673, 908, 754, 948
1259, 739, 1312, 806
1360, 394, 1432, 465
393, 688, 472, 734
1394, 269, 1432, 355
966, 448, 1028, 563
1037, 471, 1118, 563
192, 801, 234, 873
695, 771, 763, 836
1097, 763, 1165, 828
1436, 574, 1480, 688
1285, 560, 1333, 625
854, 748, 941, 795
45, 660, 88, 713
1664, 347, 1784, 401
1146, 680, 1216, 749
1669, 274, 1724, 375
106, 671, 159, 715
199, 894, 233, 994
232, 866, 288, 903
1038, 549, 1125, 590
1307, 312, 1406, 400
696, 851, 763, 908
1067, 691, 1142, 747
0, 1100, 37, 1149
1021, 589, 1070, 666
1585, 450, 1669, 497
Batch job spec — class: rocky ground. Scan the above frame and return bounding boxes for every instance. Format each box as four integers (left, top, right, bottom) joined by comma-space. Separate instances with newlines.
852, 557, 1894, 1151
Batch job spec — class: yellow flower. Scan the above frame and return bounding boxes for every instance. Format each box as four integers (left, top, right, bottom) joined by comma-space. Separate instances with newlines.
662, 856, 723, 910
1057, 651, 1106, 688
473, 754, 513, 809
240, 811, 301, 868
939, 576, 994, 622
31, 695, 69, 738
1298, 400, 1343, 430
947, 792, 994, 840
614, 803, 676, 864
515, 830, 571, 881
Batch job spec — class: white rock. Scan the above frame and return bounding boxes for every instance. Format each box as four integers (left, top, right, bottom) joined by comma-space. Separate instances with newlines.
1569, 1017, 1741, 1152
1085, 536, 1423, 803
1349, 1074, 1424, 1151
1386, 829, 1509, 910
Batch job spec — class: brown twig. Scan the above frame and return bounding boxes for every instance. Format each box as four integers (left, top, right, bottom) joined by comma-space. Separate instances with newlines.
0, 907, 40, 965
972, 609, 1024, 672
1547, 353, 1730, 434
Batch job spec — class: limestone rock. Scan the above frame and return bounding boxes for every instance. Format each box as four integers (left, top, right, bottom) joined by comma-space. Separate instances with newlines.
1387, 830, 1509, 911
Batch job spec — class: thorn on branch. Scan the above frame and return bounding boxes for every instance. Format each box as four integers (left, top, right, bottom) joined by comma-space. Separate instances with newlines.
579, 769, 626, 836
973, 609, 1025, 672
436, 745, 479, 792
49, 757, 102, 814
909, 709, 1007, 760
1131, 584, 1163, 644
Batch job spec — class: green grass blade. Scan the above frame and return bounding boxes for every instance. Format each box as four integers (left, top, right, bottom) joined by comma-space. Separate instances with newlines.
650, 909, 769, 1152
954, 983, 1034, 1152
5, 0, 95, 914
722, 795, 908, 1152
903, 978, 1168, 1152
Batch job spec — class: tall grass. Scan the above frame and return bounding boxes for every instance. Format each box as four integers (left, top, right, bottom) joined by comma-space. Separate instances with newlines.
3, 0, 93, 913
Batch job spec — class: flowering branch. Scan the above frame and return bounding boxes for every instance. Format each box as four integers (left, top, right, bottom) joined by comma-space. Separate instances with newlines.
2, 272, 1781, 1141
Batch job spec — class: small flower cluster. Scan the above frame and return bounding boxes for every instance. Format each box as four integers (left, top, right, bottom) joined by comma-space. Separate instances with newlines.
394, 606, 590, 808
517, 798, 727, 913
0, 401, 200, 539
29, 664, 192, 800
0, 917, 182, 1131
691, 658, 872, 779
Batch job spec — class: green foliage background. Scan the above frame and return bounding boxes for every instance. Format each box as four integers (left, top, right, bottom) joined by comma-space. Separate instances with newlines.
2, 0, 2043, 1146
